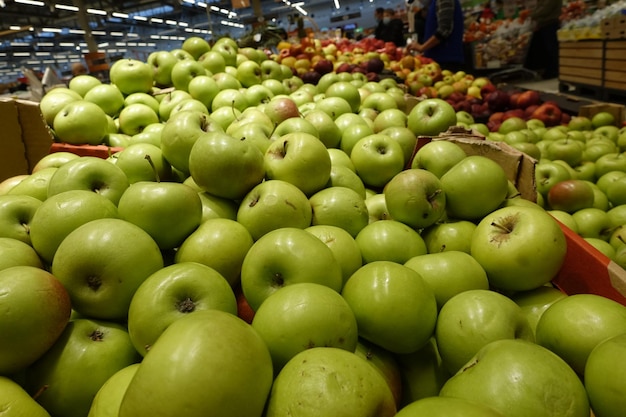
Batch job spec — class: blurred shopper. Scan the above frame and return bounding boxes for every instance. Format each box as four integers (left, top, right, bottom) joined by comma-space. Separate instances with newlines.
525, 0, 562, 79
406, 0, 465, 72
375, 8, 406, 46
406, 0, 428, 42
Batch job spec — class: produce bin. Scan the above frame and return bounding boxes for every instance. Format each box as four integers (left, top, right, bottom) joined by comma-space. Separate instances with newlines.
411, 127, 626, 306
0, 97, 54, 182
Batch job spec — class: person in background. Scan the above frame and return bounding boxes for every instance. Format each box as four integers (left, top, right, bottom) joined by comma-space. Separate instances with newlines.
406, 0, 427, 42
376, 8, 406, 46
374, 7, 385, 40
406, 0, 465, 72
71, 62, 88, 77
525, 0, 562, 79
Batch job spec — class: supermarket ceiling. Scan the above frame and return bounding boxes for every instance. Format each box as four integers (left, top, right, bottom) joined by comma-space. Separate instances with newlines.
0, 0, 367, 82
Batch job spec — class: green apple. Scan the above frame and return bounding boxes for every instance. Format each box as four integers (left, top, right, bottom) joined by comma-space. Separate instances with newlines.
314, 96, 353, 120
304, 109, 342, 148
608, 203, 626, 227
83, 83, 125, 117
272, 116, 319, 139
211, 88, 249, 113
404, 251, 489, 311
147, 50, 178, 87
236, 59, 263, 87
127, 262, 237, 356
325, 81, 361, 113
351, 134, 405, 189
265, 347, 396, 417
240, 227, 342, 311
160, 110, 223, 175
187, 74, 220, 110
0, 375, 51, 417
0, 237, 43, 271
262, 95, 300, 125
595, 152, 626, 178
435, 289, 534, 374
510, 285, 568, 337
326, 165, 367, 197
0, 266, 71, 375
384, 168, 446, 229
114, 142, 172, 183
120, 310, 272, 417
441, 155, 509, 220
109, 58, 153, 95
421, 220, 477, 254
211, 38, 239, 67
585, 333, 626, 417
439, 339, 589, 417
6, 168, 56, 202
471, 205, 567, 292
46, 156, 130, 205
175, 218, 254, 287
236, 179, 312, 241
252, 282, 358, 373
189, 131, 265, 200
118, 102, 161, 136
395, 396, 505, 417
39, 87, 81, 127
53, 100, 109, 145
339, 123, 375, 156
355, 338, 403, 408
51, 218, 164, 320
181, 36, 211, 60
0, 194, 42, 244
356, 219, 427, 264
379, 126, 418, 167
411, 136, 467, 178
29, 190, 118, 265
535, 293, 626, 375
306, 224, 363, 286
572, 207, 612, 240
198, 50, 227, 74
158, 89, 192, 121
535, 160, 572, 196
25, 318, 140, 417
212, 71, 242, 91
309, 186, 368, 238
87, 363, 140, 417
117, 181, 202, 251
407, 98, 457, 137
341, 261, 437, 354
68, 74, 102, 97
168, 98, 209, 119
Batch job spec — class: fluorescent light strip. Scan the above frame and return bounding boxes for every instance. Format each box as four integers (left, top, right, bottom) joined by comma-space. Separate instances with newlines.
43, 60, 56, 63
59, 42, 74, 47
150, 34, 160, 38
116, 42, 126, 46
112, 12, 129, 18
10, 42, 29, 46
333, 0, 340, 8
69, 29, 85, 34
295, 5, 307, 15
37, 42, 54, 47
197, 2, 207, 7
110, 32, 124, 36
179, 22, 189, 27
165, 19, 176, 25
151, 18, 163, 23
14, 52, 31, 57
9, 25, 22, 30
183, 0, 195, 4
133, 15, 148, 21
87, 8, 107, 15
35, 52, 50, 56
92, 30, 106, 35
15, 0, 44, 6
42, 28, 62, 33
55, 4, 78, 11
128, 33, 139, 37
210, 5, 219, 11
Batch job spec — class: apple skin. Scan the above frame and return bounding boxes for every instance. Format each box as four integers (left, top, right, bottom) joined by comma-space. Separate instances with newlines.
0, 237, 43, 271
265, 347, 396, 417
53, 100, 109, 145
342, 261, 437, 354
439, 339, 590, 417
384, 168, 446, 229
7, 167, 57, 202
421, 220, 477, 254
585, 333, 626, 417
354, 338, 403, 409
356, 219, 428, 265
510, 285, 568, 337
435, 289, 534, 374
0, 266, 71, 375
51, 218, 164, 321
87, 363, 140, 417
0, 194, 42, 245
470, 205, 567, 292
404, 251, 489, 311
39, 87, 81, 127
0, 375, 51, 417
407, 98, 457, 137
119, 310, 273, 417
535, 293, 626, 375
546, 179, 595, 213
395, 396, 505, 417
29, 190, 119, 265
351, 134, 406, 189
83, 83, 125, 117
46, 156, 130, 206
441, 155, 509, 221
309, 186, 369, 238
251, 282, 358, 374
175, 218, 254, 287
25, 318, 140, 417
240, 227, 343, 312
109, 58, 154, 95
236, 180, 312, 241
127, 262, 237, 356
306, 225, 363, 286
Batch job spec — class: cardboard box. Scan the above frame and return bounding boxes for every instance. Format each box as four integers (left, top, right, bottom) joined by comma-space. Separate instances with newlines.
0, 98, 54, 182
49, 142, 124, 159
578, 103, 625, 127
410, 127, 626, 306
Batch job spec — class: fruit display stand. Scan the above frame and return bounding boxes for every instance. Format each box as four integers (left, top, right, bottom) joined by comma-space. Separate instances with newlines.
411, 127, 626, 306
603, 40, 626, 102
558, 40, 605, 98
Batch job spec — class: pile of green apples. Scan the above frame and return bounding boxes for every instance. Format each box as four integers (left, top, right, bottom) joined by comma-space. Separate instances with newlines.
1, 36, 626, 417
486, 111, 626, 269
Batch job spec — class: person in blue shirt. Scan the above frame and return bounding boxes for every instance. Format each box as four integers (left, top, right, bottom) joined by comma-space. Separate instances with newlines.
406, 0, 465, 72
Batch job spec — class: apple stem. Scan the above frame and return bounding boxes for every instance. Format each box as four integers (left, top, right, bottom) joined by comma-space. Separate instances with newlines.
90, 329, 105, 342
428, 189, 443, 202
32, 384, 49, 400
144, 154, 160, 183
491, 221, 512, 234
618, 235, 626, 245
231, 100, 240, 122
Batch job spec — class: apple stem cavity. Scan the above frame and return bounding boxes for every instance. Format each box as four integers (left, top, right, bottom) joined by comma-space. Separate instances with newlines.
177, 297, 196, 313
87, 275, 102, 291
144, 154, 160, 183
90, 329, 105, 342
271, 273, 284, 287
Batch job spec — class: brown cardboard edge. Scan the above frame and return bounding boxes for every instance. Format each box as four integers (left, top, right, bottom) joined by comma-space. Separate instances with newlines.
0, 99, 30, 181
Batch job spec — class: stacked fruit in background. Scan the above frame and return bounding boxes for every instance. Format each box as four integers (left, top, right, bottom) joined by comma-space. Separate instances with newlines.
1, 36, 626, 417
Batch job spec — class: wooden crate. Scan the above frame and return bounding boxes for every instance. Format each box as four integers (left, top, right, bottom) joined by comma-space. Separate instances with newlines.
603, 40, 626, 91
559, 41, 604, 86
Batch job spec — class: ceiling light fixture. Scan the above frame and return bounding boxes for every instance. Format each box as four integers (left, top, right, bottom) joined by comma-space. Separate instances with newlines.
15, 0, 44, 6
112, 12, 129, 18
333, 0, 340, 9
54, 4, 78, 11
87, 8, 107, 15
